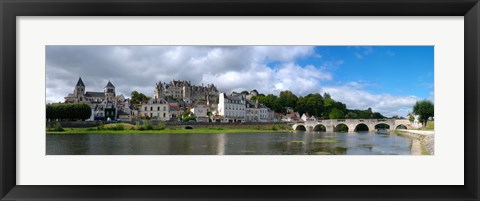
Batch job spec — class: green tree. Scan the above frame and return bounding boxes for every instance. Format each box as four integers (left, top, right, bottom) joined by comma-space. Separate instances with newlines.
131, 90, 151, 104
278, 90, 298, 109
413, 100, 434, 127
295, 93, 324, 117
329, 108, 345, 119
46, 103, 91, 121
323, 92, 331, 99
407, 112, 415, 122
346, 111, 358, 119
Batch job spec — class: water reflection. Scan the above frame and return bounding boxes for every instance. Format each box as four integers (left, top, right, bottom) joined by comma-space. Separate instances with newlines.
46, 131, 412, 155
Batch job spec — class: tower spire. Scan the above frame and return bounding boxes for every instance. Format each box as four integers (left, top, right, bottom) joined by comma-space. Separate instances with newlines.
76, 77, 85, 87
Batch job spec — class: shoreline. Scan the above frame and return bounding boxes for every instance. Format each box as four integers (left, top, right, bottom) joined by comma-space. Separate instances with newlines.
395, 129, 434, 155
47, 128, 291, 134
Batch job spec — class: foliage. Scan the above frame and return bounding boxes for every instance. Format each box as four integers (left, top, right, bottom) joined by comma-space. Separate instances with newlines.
413, 100, 434, 127
46, 103, 92, 121
278, 90, 298, 109
408, 113, 415, 122
295, 93, 325, 117
47, 122, 65, 132
329, 108, 345, 119
130, 91, 151, 104
391, 115, 404, 119
181, 109, 196, 121
346, 112, 358, 119
251, 90, 386, 119
144, 121, 154, 130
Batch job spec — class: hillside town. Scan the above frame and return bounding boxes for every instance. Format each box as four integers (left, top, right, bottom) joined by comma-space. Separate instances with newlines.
62, 77, 282, 123
59, 77, 426, 127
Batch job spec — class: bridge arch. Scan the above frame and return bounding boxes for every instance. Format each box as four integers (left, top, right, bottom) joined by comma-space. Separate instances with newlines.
395, 124, 407, 129
334, 123, 349, 132
374, 123, 391, 130
313, 124, 327, 132
294, 124, 307, 131
354, 123, 369, 132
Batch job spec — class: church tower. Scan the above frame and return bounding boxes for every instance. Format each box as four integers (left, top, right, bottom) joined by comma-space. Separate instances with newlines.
104, 81, 116, 101
74, 77, 85, 102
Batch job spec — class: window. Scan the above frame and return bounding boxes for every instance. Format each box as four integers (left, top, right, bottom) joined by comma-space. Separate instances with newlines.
163, 106, 166, 111
163, 113, 166, 118
145, 107, 147, 111
158, 107, 160, 111
150, 107, 153, 111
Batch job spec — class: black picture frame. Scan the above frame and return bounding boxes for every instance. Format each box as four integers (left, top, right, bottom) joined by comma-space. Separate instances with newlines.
1, 0, 479, 200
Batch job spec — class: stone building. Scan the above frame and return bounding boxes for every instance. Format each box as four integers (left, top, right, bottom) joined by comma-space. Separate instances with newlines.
153, 80, 219, 104
139, 98, 170, 121
64, 77, 118, 120
217, 92, 246, 122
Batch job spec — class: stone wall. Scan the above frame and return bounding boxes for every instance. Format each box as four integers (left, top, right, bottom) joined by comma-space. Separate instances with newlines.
396, 130, 435, 155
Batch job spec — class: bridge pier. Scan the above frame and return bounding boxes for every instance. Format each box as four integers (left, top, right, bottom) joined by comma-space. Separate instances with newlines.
325, 125, 334, 132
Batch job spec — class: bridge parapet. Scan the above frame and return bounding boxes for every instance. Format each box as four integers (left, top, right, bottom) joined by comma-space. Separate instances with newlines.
292, 119, 399, 132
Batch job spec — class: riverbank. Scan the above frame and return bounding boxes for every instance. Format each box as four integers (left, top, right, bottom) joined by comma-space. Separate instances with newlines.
47, 127, 290, 134
395, 129, 434, 155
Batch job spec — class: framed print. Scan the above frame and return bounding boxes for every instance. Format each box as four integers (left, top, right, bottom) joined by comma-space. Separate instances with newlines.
1, 0, 479, 200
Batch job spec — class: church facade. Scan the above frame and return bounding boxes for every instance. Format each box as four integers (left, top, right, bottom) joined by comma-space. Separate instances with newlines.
64, 77, 118, 120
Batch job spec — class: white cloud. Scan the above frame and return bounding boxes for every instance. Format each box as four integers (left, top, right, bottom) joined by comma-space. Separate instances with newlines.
321, 84, 419, 117
202, 62, 332, 96
353, 46, 374, 59
46, 46, 322, 102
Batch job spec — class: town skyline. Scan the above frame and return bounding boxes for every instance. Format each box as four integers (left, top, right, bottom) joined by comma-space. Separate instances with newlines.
46, 46, 434, 117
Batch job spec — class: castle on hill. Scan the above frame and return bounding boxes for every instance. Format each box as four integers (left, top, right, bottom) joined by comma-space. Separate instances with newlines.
153, 80, 219, 104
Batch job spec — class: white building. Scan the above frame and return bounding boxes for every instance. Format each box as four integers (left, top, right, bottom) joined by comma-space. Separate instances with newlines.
190, 105, 210, 122
301, 113, 316, 122
282, 112, 300, 122
245, 100, 271, 122
217, 93, 246, 122
139, 98, 170, 121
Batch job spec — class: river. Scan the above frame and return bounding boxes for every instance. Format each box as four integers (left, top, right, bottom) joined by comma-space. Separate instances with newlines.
46, 131, 413, 155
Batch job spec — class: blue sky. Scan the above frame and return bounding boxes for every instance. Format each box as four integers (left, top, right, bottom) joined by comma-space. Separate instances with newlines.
46, 46, 434, 117
297, 46, 434, 99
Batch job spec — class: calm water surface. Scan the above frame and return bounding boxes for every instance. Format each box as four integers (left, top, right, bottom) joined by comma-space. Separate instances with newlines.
46, 132, 412, 155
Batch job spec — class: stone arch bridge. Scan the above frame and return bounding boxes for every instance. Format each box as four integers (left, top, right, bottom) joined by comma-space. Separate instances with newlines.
292, 119, 412, 132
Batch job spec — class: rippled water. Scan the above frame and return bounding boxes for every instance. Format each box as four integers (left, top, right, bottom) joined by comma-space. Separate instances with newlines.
46, 131, 412, 155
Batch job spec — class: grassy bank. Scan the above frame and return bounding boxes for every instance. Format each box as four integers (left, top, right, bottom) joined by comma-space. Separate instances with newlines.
416, 121, 434, 131
47, 123, 290, 134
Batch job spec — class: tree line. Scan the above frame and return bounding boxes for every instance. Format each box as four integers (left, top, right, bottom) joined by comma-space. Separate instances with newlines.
46, 103, 92, 121
250, 90, 386, 119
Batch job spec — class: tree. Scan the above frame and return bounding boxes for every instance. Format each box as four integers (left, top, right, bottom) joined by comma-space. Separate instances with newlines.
46, 103, 91, 121
346, 111, 358, 119
131, 90, 151, 104
413, 100, 434, 127
407, 112, 415, 122
329, 108, 345, 119
294, 93, 324, 117
323, 92, 331, 99
278, 90, 298, 109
